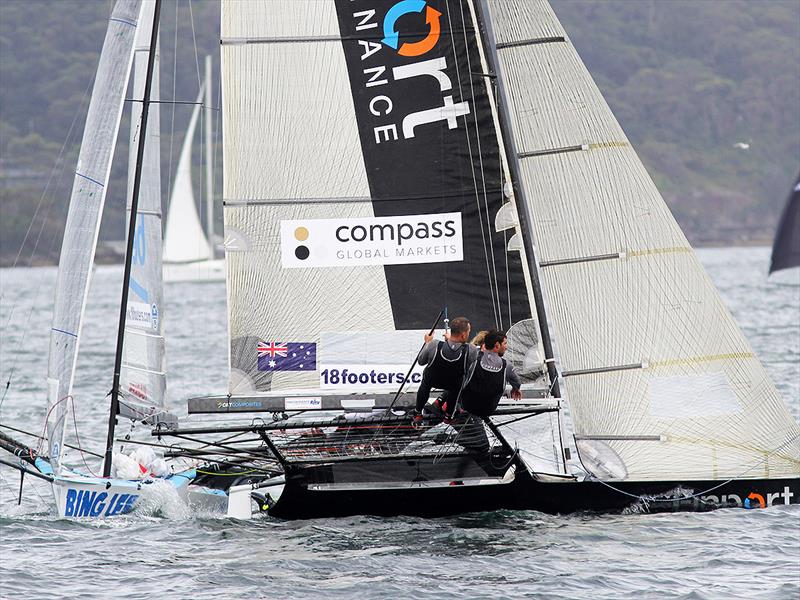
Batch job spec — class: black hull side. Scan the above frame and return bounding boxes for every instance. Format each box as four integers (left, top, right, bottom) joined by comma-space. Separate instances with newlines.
268, 470, 800, 519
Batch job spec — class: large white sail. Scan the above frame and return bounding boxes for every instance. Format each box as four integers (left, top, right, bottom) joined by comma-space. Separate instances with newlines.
484, 0, 799, 481
119, 0, 167, 423
45, 0, 141, 472
163, 85, 214, 264
220, 0, 545, 396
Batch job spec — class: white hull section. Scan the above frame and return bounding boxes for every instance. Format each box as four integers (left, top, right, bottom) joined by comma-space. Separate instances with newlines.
49, 468, 227, 518
53, 473, 146, 518
163, 259, 225, 283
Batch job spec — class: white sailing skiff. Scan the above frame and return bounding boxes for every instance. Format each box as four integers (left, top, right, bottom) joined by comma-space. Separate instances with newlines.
0, 0, 230, 518
163, 55, 225, 283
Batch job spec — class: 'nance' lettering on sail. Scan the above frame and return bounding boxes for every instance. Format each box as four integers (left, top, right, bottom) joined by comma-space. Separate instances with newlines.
347, 1, 470, 145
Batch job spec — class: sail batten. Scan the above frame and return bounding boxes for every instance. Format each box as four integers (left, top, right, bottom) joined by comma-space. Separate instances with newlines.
484, 0, 799, 481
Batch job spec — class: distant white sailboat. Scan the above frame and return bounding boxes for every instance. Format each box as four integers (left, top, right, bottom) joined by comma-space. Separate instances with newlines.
163, 55, 224, 283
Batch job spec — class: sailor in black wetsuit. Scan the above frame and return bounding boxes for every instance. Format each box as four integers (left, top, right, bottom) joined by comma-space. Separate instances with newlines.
414, 317, 478, 418
457, 329, 522, 453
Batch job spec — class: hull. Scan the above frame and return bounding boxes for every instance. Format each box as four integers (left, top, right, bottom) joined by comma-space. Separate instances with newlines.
163, 258, 225, 283
268, 465, 799, 519
46, 464, 226, 518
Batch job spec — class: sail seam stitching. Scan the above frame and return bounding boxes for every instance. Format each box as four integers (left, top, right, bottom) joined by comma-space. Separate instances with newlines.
627, 246, 691, 258
650, 353, 755, 367
120, 363, 166, 376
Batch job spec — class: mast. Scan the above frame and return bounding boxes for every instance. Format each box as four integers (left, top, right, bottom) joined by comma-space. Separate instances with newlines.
103, 0, 162, 478
472, 0, 561, 397
204, 54, 215, 248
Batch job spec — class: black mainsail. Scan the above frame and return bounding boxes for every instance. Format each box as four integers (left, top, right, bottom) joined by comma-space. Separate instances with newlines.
769, 172, 800, 274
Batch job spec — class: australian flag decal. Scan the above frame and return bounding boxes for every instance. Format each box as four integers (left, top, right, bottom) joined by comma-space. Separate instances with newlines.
257, 341, 317, 372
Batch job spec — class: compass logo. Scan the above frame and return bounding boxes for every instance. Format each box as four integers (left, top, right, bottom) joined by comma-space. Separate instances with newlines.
381, 0, 442, 57
281, 213, 463, 269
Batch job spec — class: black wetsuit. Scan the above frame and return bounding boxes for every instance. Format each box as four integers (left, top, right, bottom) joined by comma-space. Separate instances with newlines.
460, 351, 509, 417
415, 340, 473, 412
457, 351, 517, 454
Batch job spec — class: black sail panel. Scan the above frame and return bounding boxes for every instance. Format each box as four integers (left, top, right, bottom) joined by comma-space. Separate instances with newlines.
334, 0, 531, 332
770, 172, 800, 274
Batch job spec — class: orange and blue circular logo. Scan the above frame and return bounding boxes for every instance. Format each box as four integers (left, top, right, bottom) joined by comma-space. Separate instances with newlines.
744, 492, 765, 509
381, 0, 443, 57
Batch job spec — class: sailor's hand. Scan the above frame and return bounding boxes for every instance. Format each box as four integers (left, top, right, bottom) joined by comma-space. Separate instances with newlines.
408, 409, 424, 428
424, 333, 433, 344
511, 388, 523, 401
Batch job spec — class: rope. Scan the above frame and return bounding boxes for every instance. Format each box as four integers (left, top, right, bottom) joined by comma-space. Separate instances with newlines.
459, 0, 503, 328
443, 2, 501, 327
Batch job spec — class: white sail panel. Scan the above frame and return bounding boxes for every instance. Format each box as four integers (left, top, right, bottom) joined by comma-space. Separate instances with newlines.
119, 0, 167, 423
163, 86, 214, 264
486, 0, 799, 480
221, 0, 393, 394
46, 0, 141, 471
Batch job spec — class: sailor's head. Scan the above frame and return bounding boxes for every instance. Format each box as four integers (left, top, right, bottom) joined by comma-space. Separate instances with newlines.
471, 330, 489, 350
449, 317, 471, 343
484, 330, 508, 356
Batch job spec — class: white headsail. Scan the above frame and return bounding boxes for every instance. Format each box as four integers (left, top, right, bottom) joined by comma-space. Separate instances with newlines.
46, 0, 141, 473
163, 85, 214, 264
484, 0, 800, 481
119, 0, 168, 424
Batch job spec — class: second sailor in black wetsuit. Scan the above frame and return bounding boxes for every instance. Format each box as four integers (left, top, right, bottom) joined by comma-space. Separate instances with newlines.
457, 329, 523, 454
414, 317, 478, 416
460, 329, 523, 417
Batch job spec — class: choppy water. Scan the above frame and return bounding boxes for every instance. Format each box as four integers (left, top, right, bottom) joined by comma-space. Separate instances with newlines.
1, 247, 798, 599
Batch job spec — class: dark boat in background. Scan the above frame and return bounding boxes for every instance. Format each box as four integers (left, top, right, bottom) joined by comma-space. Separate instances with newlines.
770, 172, 800, 274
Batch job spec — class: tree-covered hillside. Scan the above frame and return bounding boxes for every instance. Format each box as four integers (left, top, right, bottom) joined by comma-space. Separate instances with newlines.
0, 0, 798, 266
551, 0, 800, 245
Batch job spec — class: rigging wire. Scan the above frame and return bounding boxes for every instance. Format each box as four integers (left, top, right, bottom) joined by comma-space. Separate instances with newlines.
186, 0, 206, 234
164, 0, 180, 216
443, 1, 502, 328
458, 0, 504, 327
